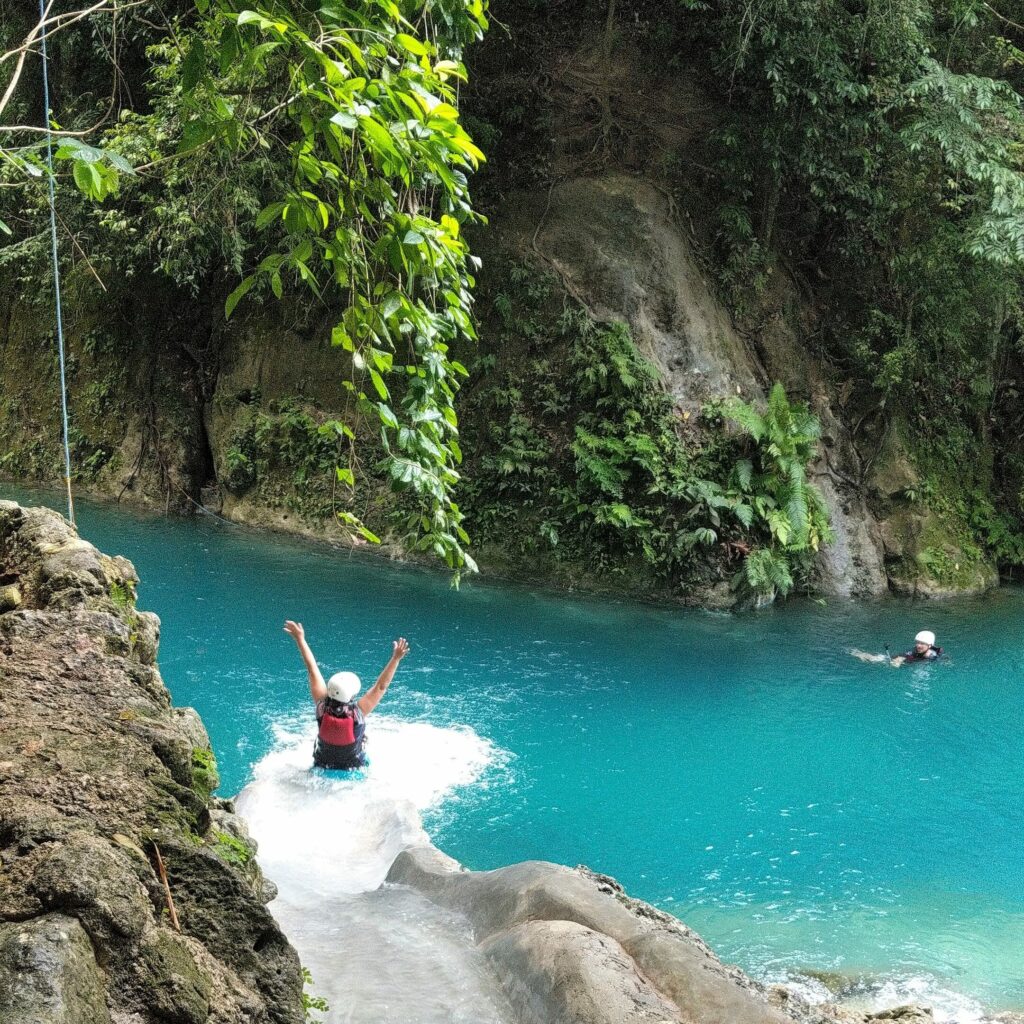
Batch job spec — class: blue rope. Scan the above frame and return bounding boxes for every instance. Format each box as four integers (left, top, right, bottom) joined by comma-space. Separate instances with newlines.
38, 0, 75, 525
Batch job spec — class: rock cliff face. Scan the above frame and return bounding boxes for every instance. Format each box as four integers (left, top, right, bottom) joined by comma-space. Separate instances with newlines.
499, 173, 891, 598
0, 181, 1000, 602
0, 502, 304, 1024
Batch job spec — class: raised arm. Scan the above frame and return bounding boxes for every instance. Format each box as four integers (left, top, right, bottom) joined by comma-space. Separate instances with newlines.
283, 621, 327, 703
358, 638, 410, 716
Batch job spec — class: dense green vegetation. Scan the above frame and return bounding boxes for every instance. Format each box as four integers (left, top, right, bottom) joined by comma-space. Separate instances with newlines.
2, 0, 488, 568
461, 0, 1024, 586
460, 262, 830, 597
673, 0, 1024, 566
2, 0, 1023, 598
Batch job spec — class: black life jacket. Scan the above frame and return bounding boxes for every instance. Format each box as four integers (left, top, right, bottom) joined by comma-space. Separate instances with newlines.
904, 645, 942, 662
314, 699, 366, 769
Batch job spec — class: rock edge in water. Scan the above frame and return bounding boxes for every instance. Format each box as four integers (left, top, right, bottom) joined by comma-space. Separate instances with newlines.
385, 840, 944, 1024
0, 501, 304, 1024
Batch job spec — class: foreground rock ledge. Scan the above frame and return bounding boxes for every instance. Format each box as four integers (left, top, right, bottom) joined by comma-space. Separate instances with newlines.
385, 846, 940, 1024
0, 502, 304, 1024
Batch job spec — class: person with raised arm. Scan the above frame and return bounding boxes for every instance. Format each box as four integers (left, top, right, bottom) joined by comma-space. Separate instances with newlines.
283, 620, 410, 770
850, 630, 943, 667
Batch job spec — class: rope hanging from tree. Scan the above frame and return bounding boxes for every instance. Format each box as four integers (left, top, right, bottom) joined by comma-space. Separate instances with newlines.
38, 0, 75, 525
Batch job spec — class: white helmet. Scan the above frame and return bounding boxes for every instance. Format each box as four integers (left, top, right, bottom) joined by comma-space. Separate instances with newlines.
326, 671, 361, 703
914, 630, 936, 647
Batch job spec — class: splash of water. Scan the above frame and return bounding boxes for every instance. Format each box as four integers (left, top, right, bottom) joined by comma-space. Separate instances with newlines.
236, 716, 512, 1024
777, 970, 999, 1024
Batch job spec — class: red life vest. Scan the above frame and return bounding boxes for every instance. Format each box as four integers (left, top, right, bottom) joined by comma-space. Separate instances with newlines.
314, 699, 366, 769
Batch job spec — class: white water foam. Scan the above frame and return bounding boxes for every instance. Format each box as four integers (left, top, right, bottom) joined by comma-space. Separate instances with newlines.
236, 716, 513, 1024
777, 971, 998, 1024
841, 975, 993, 1024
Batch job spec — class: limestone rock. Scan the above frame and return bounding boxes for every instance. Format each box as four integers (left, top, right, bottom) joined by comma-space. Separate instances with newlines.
388, 848, 797, 1024
133, 610, 161, 665
502, 175, 761, 425
137, 929, 213, 1024
766, 985, 861, 1022
497, 178, 893, 598
29, 833, 153, 945
480, 919, 681, 1024
0, 503, 304, 1024
0, 582, 21, 612
0, 914, 111, 1024
389, 843, 951, 1024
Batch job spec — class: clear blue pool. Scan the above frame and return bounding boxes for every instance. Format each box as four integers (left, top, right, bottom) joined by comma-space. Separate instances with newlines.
5, 485, 1022, 1019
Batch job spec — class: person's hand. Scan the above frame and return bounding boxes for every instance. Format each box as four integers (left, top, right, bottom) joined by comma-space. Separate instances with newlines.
283, 620, 304, 640
392, 637, 410, 661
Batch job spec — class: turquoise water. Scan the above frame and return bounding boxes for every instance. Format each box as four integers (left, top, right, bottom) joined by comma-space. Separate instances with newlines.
5, 485, 1023, 1019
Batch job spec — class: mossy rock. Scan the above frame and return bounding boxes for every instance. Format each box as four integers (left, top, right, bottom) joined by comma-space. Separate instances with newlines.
868, 431, 920, 504
0, 583, 22, 613
138, 929, 213, 1024
190, 746, 220, 802
884, 506, 998, 597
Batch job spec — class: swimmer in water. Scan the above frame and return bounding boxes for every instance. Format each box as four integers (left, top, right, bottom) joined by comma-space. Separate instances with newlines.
284, 620, 410, 769
851, 630, 942, 667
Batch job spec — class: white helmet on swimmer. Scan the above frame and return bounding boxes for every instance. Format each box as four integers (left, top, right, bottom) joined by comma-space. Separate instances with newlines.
327, 671, 361, 703
914, 630, 936, 647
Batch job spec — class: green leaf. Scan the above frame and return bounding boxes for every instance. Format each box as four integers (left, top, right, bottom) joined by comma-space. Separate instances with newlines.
394, 33, 428, 56
429, 102, 460, 122
433, 60, 467, 82
71, 159, 103, 199
368, 368, 389, 400
182, 39, 207, 94
337, 510, 381, 545
255, 201, 286, 229
377, 403, 399, 429
360, 116, 402, 162
105, 151, 134, 174
283, 204, 305, 233
332, 325, 354, 350
330, 110, 358, 130
71, 159, 91, 194
225, 276, 255, 319
218, 24, 239, 74
236, 10, 270, 28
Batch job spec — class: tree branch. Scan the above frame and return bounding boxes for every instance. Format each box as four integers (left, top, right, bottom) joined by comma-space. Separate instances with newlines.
0, 0, 151, 120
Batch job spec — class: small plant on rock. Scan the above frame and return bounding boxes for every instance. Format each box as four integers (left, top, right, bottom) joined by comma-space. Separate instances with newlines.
302, 967, 329, 1022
